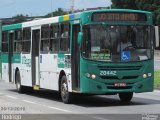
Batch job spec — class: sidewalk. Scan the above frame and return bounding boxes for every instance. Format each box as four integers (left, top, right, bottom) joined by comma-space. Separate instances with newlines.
154, 50, 160, 60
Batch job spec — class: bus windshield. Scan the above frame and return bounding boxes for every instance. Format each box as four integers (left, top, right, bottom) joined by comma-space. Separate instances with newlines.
82, 25, 152, 62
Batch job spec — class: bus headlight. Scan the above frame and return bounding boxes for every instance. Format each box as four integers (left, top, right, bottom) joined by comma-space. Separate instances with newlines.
85, 73, 96, 79
91, 74, 96, 79
143, 74, 147, 79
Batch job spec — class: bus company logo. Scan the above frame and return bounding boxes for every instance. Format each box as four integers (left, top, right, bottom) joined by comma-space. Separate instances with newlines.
58, 57, 65, 68
22, 56, 31, 67
58, 54, 65, 68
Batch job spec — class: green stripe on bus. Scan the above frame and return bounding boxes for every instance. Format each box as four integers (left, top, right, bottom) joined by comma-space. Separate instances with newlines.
1, 53, 8, 63
1, 53, 21, 63
2, 23, 22, 31
13, 53, 21, 63
59, 16, 64, 22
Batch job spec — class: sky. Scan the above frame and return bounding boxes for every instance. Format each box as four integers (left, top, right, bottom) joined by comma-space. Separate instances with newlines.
0, 0, 112, 18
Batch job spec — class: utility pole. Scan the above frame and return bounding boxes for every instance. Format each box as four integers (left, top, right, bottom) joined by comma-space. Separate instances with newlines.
51, 0, 53, 17
70, 0, 74, 13
108, 0, 112, 9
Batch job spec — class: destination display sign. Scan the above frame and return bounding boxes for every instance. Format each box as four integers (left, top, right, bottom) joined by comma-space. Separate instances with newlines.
92, 12, 147, 22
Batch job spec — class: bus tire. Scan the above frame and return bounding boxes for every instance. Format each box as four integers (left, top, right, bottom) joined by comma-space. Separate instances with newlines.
15, 71, 25, 93
119, 92, 133, 102
60, 76, 73, 104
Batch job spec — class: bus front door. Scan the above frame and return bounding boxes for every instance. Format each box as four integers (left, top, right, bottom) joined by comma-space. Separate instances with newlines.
71, 24, 80, 91
8, 32, 14, 82
31, 29, 40, 87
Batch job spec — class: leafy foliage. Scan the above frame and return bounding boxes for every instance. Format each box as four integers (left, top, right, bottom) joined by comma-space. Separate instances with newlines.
2, 8, 67, 25
111, 0, 160, 25
154, 70, 160, 88
12, 14, 28, 24
111, 0, 137, 9
45, 8, 67, 17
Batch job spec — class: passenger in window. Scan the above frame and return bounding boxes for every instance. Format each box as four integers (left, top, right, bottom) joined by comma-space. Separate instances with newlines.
100, 36, 109, 50
43, 42, 49, 54
17, 44, 22, 52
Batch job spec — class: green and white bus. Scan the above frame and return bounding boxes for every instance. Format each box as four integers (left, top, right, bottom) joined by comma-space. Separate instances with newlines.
0, 9, 157, 103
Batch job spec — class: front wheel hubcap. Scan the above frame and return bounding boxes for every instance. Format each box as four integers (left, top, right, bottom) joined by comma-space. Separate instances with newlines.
61, 82, 68, 99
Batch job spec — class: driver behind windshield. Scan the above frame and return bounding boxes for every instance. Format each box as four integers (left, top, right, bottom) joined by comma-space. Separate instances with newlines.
117, 34, 132, 52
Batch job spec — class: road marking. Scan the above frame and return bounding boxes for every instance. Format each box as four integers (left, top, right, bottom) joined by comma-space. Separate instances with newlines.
92, 116, 110, 120
5, 95, 18, 100
22, 100, 36, 104
21, 100, 72, 113
85, 115, 110, 120
47, 106, 72, 113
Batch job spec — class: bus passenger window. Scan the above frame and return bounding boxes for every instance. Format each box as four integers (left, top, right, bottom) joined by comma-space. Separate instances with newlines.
50, 24, 59, 53
41, 25, 50, 54
2, 32, 8, 52
14, 29, 22, 52
60, 23, 70, 53
22, 28, 31, 53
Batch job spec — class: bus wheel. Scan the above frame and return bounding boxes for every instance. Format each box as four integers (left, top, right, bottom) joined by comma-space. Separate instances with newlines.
15, 71, 24, 93
119, 92, 133, 102
60, 76, 72, 104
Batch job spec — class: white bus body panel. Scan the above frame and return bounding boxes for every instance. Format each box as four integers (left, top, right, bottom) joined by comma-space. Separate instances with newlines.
39, 54, 72, 92
22, 17, 59, 28
20, 54, 32, 87
39, 54, 58, 90
2, 63, 9, 82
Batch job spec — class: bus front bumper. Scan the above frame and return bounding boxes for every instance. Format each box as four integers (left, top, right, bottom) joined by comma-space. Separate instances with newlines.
80, 76, 154, 94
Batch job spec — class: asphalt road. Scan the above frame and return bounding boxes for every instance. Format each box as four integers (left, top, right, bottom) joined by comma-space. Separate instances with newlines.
0, 81, 160, 120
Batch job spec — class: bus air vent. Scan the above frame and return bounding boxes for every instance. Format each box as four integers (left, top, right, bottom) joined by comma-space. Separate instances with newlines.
98, 66, 142, 70
100, 76, 139, 80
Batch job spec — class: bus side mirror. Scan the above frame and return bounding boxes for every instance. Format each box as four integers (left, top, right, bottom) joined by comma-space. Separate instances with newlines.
78, 32, 83, 45
155, 26, 159, 47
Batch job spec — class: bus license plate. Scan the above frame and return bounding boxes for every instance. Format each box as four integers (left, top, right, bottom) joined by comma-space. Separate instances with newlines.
114, 83, 126, 87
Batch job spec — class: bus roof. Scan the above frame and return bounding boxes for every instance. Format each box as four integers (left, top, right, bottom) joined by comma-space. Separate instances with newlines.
2, 9, 152, 31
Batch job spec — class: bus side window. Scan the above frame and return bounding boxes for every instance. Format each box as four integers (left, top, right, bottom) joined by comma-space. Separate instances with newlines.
60, 23, 70, 53
22, 28, 31, 53
50, 24, 59, 53
41, 25, 50, 54
2, 31, 8, 52
14, 29, 22, 53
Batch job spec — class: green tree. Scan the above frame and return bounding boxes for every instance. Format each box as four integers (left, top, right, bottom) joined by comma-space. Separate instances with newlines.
46, 8, 67, 17
111, 0, 160, 25
12, 14, 28, 23
135, 0, 160, 25
111, 0, 137, 9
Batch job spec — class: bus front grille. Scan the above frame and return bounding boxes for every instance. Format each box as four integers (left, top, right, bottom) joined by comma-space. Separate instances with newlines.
98, 66, 142, 71
100, 76, 139, 80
